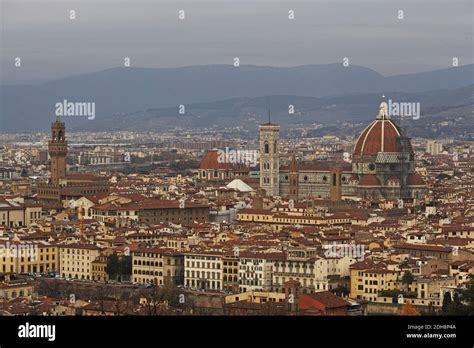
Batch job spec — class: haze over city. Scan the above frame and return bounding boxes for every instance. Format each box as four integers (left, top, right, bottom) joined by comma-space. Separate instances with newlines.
1, 0, 473, 83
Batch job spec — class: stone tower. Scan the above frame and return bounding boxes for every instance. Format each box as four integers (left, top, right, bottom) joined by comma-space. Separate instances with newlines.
288, 155, 299, 202
329, 166, 342, 201
49, 117, 67, 185
259, 119, 280, 197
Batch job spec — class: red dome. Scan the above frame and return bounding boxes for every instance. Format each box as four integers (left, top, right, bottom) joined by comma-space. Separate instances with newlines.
353, 118, 403, 156
199, 149, 232, 170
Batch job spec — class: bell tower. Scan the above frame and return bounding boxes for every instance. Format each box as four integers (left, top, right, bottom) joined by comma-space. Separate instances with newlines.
49, 117, 68, 185
288, 154, 299, 201
259, 114, 280, 197
329, 166, 342, 201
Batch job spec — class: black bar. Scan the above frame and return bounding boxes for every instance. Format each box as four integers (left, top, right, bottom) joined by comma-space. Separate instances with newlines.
0, 315, 472, 346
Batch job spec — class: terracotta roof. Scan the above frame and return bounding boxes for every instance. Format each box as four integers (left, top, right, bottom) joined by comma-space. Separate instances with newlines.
407, 173, 426, 186
59, 243, 101, 250
358, 174, 381, 186
302, 291, 348, 308
237, 208, 273, 215
66, 173, 104, 180
138, 199, 208, 210
394, 243, 452, 253
131, 245, 181, 256
93, 199, 208, 211
199, 149, 232, 170
353, 118, 403, 156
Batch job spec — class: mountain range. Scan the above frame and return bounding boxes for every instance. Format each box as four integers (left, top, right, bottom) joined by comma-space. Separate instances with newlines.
0, 63, 473, 132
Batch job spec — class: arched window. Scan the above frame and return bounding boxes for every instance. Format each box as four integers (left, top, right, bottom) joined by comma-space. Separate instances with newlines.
264, 141, 269, 154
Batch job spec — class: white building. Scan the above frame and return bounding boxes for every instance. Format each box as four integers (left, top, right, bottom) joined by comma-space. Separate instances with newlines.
59, 243, 102, 280
184, 252, 223, 291
426, 140, 443, 156
238, 253, 277, 292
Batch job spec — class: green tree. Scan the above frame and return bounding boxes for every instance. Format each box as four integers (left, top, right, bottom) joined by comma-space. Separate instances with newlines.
457, 274, 474, 314
118, 256, 132, 281
330, 285, 350, 297
442, 292, 452, 314
427, 302, 435, 315
402, 271, 414, 290
106, 253, 120, 280
447, 293, 466, 315
444, 275, 474, 315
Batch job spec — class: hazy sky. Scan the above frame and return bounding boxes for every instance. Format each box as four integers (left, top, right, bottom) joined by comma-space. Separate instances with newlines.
1, 0, 473, 83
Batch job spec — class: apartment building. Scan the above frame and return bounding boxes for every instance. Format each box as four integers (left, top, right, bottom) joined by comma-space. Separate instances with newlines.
132, 246, 184, 286
0, 280, 34, 301
91, 254, 109, 282
184, 252, 223, 291
90, 202, 139, 223
222, 255, 239, 293
138, 200, 209, 225
239, 252, 280, 292
273, 257, 316, 293
350, 262, 399, 302
59, 243, 102, 280
273, 255, 356, 293
236, 208, 352, 230
0, 241, 58, 274
0, 201, 43, 228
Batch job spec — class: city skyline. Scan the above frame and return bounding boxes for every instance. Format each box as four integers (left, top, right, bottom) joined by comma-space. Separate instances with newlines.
0, 0, 472, 345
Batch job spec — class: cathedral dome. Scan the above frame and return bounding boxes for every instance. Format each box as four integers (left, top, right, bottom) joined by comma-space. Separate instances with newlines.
199, 149, 232, 170
353, 97, 404, 157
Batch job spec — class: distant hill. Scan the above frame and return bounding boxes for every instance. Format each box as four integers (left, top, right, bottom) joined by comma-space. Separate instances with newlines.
76, 85, 474, 137
0, 64, 473, 132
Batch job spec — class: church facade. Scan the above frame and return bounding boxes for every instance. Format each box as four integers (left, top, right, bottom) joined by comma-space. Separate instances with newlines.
259, 98, 427, 201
